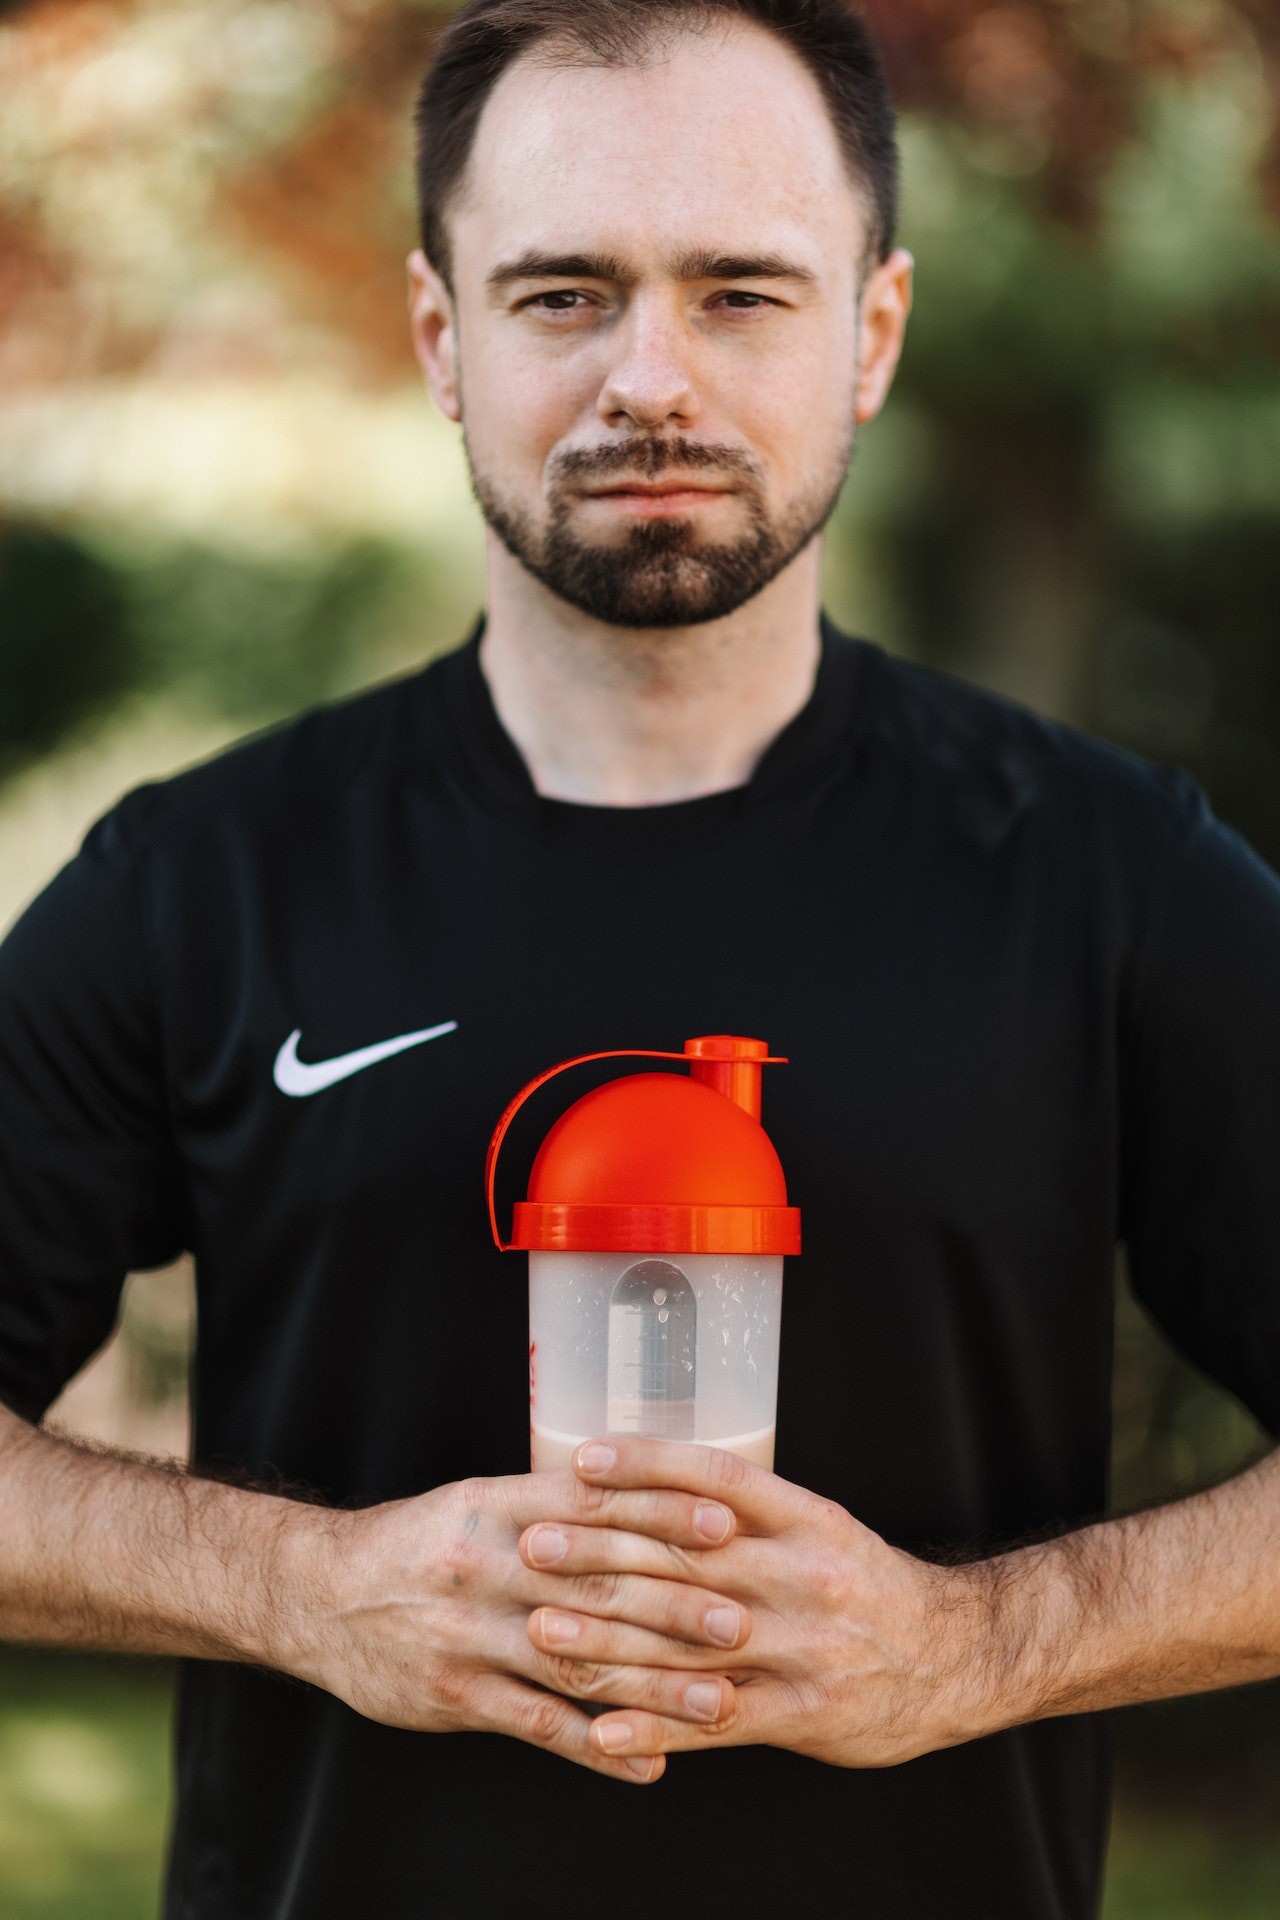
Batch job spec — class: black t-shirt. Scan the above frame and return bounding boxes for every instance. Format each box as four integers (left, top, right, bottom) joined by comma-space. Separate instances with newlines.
2, 622, 1279, 1920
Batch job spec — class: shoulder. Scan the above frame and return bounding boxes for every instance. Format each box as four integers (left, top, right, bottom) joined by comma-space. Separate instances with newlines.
90, 650, 460, 869
858, 645, 1204, 862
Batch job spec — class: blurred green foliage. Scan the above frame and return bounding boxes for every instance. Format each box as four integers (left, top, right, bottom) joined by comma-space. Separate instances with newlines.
0, 527, 477, 786
0, 1644, 1274, 1920
0, 527, 134, 779
832, 59, 1280, 760
1103, 1818, 1280, 1920
1110, 517, 1280, 865
1113, 1264, 1269, 1515
0, 1651, 170, 1920
118, 537, 406, 720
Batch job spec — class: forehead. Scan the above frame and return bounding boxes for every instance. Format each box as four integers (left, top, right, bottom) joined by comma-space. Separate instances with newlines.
453, 19, 862, 275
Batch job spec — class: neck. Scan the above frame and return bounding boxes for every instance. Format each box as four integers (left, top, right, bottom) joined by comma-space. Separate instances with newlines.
477, 534, 824, 807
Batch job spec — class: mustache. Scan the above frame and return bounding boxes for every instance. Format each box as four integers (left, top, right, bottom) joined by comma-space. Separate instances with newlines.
551, 439, 762, 483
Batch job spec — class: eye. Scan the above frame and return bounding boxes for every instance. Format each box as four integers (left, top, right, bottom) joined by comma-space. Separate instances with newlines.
711, 289, 776, 313
525, 289, 590, 313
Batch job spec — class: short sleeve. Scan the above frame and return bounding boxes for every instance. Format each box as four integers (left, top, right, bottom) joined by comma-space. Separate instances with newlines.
1122, 785, 1280, 1436
0, 799, 186, 1422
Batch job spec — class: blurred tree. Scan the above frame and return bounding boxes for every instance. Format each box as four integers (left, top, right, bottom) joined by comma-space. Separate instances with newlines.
1111, 513, 1280, 861
854, 2, 1280, 724
119, 537, 408, 719
0, 522, 133, 775
863, 0, 1280, 224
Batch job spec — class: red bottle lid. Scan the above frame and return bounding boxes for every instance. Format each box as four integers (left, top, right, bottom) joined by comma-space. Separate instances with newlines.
487, 1036, 801, 1255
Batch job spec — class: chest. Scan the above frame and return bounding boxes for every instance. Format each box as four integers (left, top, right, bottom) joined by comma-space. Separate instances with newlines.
165, 796, 1121, 1262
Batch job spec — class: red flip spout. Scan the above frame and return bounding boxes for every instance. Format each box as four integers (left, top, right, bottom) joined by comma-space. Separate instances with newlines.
683, 1035, 778, 1122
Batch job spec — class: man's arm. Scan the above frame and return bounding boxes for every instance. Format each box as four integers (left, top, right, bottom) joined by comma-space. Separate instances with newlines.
0, 1403, 752, 1783
515, 1438, 1280, 1766
965, 1443, 1280, 1722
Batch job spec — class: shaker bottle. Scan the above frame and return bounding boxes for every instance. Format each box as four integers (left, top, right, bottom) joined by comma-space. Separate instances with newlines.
486, 1035, 801, 1471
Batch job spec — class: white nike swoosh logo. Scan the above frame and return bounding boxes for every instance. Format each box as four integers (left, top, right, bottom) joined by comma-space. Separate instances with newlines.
273, 1021, 458, 1097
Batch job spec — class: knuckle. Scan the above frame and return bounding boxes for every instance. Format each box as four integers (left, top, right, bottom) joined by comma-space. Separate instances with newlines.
441, 1537, 473, 1582
574, 1570, 622, 1612
816, 1497, 848, 1535
521, 1690, 572, 1747
709, 1447, 753, 1499
658, 1585, 694, 1637
427, 1660, 468, 1715
546, 1654, 610, 1698
809, 1555, 846, 1601
440, 1531, 483, 1588
659, 1538, 696, 1578
452, 1479, 501, 1537
569, 1478, 609, 1518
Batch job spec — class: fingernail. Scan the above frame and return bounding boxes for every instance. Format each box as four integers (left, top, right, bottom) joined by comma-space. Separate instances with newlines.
624, 1757, 657, 1780
538, 1610, 580, 1646
684, 1681, 722, 1720
527, 1526, 568, 1566
596, 1721, 632, 1752
694, 1503, 731, 1543
576, 1443, 616, 1476
704, 1605, 739, 1647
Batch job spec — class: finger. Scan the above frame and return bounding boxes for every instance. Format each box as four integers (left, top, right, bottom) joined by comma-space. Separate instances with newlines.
469, 1672, 666, 1785
571, 1439, 801, 1532
528, 1604, 749, 1676
588, 1682, 780, 1760
501, 1474, 737, 1551
527, 1645, 737, 1728
520, 1518, 727, 1583
527, 1570, 750, 1652
492, 1602, 739, 1710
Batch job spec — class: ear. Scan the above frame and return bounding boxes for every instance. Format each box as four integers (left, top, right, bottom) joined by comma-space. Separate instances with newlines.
854, 248, 914, 425
408, 249, 461, 422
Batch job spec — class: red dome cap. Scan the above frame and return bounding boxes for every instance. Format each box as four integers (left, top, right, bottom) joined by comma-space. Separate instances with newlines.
490, 1037, 801, 1255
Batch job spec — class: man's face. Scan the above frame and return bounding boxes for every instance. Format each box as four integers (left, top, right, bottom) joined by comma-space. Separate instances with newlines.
422, 21, 875, 628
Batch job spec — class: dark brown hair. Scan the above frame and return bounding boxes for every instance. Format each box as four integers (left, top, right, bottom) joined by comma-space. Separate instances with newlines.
414, 0, 898, 284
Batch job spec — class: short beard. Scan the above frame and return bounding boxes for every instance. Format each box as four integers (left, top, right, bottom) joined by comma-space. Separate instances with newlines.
469, 433, 851, 629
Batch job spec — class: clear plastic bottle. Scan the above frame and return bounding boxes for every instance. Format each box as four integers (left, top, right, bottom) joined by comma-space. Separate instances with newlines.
529, 1248, 782, 1470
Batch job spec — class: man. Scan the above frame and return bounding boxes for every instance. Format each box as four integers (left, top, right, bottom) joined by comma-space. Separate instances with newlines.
1, 1, 1278, 1915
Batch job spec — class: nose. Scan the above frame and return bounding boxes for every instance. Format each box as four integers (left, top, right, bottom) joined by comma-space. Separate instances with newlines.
596, 291, 698, 432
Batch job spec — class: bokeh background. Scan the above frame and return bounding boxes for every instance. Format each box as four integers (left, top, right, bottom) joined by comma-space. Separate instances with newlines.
1, 0, 1279, 1912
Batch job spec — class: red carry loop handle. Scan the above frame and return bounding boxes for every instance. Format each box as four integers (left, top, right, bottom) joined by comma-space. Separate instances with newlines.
486, 1051, 687, 1249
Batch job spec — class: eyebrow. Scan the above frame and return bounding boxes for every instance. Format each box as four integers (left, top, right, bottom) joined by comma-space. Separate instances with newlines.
486, 247, 817, 292
486, 250, 631, 291
671, 249, 818, 285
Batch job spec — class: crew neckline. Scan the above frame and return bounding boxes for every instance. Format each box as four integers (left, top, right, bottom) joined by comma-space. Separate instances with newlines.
432, 614, 874, 855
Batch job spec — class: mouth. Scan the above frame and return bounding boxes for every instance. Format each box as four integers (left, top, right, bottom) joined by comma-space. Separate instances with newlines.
580, 480, 735, 515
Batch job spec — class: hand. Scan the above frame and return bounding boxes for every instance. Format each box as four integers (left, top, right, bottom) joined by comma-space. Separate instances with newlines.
520, 1439, 991, 1770
282, 1467, 750, 1784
